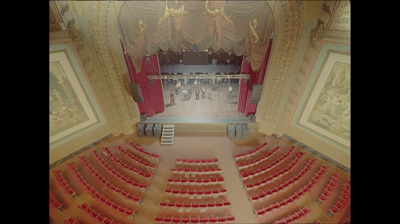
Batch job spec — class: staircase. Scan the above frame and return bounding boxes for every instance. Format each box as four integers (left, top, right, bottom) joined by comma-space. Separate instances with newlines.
161, 124, 175, 145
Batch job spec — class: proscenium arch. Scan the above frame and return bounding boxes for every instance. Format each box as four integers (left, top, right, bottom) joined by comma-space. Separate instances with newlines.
87, 1, 304, 135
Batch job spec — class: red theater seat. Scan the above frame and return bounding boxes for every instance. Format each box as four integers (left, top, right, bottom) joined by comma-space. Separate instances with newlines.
209, 217, 217, 223
200, 217, 208, 223
218, 217, 227, 223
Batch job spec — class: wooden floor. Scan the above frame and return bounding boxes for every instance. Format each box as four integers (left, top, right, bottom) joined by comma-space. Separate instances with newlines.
154, 83, 245, 118
49, 132, 350, 224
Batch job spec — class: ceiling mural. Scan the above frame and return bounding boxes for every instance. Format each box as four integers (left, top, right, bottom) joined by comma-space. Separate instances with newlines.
285, 1, 351, 155
50, 44, 105, 147
296, 47, 350, 150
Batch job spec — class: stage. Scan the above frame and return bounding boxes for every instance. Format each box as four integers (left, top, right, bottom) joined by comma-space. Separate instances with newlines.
154, 82, 245, 118
143, 115, 258, 136
142, 116, 258, 134
139, 82, 259, 134
143, 116, 252, 124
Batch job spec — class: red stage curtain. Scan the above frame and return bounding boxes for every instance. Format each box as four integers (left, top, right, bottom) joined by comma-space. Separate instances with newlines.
237, 40, 272, 117
122, 43, 165, 117
237, 57, 255, 113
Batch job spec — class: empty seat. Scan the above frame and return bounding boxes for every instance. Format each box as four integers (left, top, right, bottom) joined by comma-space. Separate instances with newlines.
218, 217, 227, 223
155, 216, 163, 223
209, 217, 217, 223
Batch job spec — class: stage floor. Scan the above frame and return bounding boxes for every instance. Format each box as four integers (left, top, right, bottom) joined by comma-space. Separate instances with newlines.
143, 116, 252, 124
153, 82, 245, 119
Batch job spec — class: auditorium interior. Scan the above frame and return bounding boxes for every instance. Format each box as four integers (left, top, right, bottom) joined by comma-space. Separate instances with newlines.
49, 1, 350, 224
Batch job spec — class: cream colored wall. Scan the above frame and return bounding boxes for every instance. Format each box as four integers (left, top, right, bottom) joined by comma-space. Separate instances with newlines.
50, 123, 111, 164
268, 1, 350, 168
283, 122, 350, 167
49, 34, 114, 164
49, 1, 125, 164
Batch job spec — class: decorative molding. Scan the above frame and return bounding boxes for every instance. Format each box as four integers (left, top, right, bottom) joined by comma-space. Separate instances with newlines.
204, 0, 233, 26
256, 1, 304, 133
49, 31, 71, 42
272, 0, 351, 136
55, 1, 82, 42
158, 1, 188, 27
50, 1, 123, 137
87, 1, 140, 134
309, 1, 350, 45
326, 1, 350, 32
294, 48, 350, 150
50, 43, 106, 147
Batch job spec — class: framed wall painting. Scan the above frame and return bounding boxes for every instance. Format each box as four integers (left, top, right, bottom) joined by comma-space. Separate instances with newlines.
293, 44, 350, 151
50, 44, 104, 146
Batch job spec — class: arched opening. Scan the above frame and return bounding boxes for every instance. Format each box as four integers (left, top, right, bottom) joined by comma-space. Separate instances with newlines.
117, 1, 275, 120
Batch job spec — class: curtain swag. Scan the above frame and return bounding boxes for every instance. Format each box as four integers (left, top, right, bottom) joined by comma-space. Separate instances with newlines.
118, 1, 274, 72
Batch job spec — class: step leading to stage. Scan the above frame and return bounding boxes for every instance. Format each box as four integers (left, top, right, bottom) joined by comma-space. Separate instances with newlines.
142, 117, 259, 134
161, 124, 175, 145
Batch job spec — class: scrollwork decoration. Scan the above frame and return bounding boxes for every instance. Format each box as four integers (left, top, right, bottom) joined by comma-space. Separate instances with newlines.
204, 0, 233, 26
133, 20, 146, 44
158, 1, 188, 27
249, 18, 259, 43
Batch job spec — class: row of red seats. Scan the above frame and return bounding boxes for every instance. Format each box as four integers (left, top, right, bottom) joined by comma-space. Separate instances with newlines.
92, 150, 148, 191
245, 151, 305, 190
328, 179, 351, 216
129, 142, 161, 163
167, 176, 224, 186
155, 215, 235, 224
240, 148, 295, 180
342, 215, 351, 223
255, 164, 328, 216
53, 169, 77, 198
317, 172, 341, 203
79, 155, 142, 203
236, 146, 281, 170
78, 203, 119, 224
102, 147, 154, 179
49, 190, 63, 210
64, 216, 79, 224
116, 146, 157, 170
250, 158, 319, 201
171, 167, 222, 175
157, 158, 234, 224
68, 162, 137, 217
160, 201, 231, 210
233, 142, 268, 161
274, 206, 311, 224
164, 188, 227, 199
176, 158, 219, 166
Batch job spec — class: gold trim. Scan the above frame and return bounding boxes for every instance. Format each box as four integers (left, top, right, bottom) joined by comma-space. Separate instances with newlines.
204, 1, 233, 26
158, 1, 188, 27
249, 18, 259, 43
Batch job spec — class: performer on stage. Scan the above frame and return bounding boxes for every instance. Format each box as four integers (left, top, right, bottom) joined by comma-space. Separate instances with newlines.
170, 91, 175, 105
